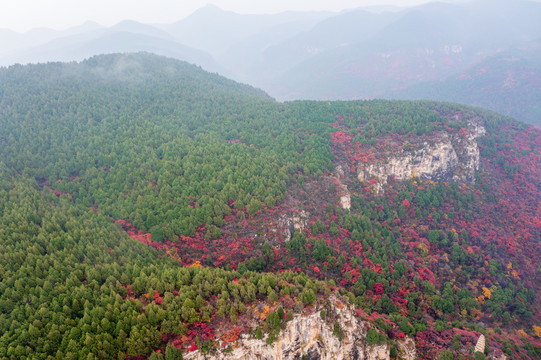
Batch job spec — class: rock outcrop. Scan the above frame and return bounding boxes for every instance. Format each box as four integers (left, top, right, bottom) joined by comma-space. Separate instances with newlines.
357, 122, 486, 193
474, 334, 485, 353
185, 296, 415, 360
340, 186, 351, 210
276, 210, 309, 242
334, 166, 351, 210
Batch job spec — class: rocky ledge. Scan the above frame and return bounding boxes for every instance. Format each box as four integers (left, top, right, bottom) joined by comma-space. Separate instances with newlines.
357, 121, 486, 193
184, 296, 416, 360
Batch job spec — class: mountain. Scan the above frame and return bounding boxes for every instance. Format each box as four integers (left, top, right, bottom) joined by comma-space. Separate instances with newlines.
387, 40, 541, 126
2, 1, 540, 126
159, 4, 332, 57
0, 21, 103, 57
0, 53, 540, 359
244, 0, 541, 127
269, 0, 541, 100
219, 9, 402, 84
0, 20, 224, 74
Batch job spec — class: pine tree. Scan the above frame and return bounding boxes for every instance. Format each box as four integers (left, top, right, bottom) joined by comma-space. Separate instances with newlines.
255, 327, 263, 340
165, 343, 183, 360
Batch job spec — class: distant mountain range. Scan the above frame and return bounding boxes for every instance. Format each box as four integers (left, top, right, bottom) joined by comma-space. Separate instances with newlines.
1, 0, 540, 125
0, 19, 224, 74
389, 40, 541, 124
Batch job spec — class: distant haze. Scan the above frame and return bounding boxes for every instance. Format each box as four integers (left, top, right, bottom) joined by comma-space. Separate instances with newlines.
5, 0, 466, 32
2, 0, 541, 126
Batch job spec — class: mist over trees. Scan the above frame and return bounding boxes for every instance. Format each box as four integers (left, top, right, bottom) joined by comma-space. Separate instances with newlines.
1, 0, 541, 125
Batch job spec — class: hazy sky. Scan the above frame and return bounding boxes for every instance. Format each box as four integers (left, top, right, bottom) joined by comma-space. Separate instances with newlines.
2, 0, 461, 33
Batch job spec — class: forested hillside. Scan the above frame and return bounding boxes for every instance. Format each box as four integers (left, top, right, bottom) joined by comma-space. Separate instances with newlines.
0, 53, 540, 359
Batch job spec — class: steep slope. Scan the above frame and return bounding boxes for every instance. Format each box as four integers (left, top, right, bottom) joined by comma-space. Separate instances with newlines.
0, 54, 540, 359
388, 41, 541, 126
160, 5, 332, 57
219, 9, 401, 84
0, 52, 288, 241
0, 166, 335, 359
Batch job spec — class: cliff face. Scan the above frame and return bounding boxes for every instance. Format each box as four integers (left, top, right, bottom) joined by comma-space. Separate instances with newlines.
334, 165, 351, 210
276, 210, 309, 242
357, 121, 486, 192
185, 297, 415, 360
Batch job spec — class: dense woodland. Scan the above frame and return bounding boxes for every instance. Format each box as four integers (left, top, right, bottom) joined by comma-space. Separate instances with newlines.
0, 53, 540, 359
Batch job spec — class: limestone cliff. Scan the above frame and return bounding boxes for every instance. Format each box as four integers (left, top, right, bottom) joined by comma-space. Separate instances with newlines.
184, 296, 415, 360
275, 210, 309, 242
334, 165, 351, 210
339, 186, 351, 210
357, 121, 486, 192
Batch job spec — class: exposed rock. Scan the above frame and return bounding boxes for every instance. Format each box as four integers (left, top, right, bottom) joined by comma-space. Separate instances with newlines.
277, 210, 309, 242
396, 338, 416, 360
185, 296, 415, 360
333, 165, 351, 210
468, 121, 487, 139
340, 188, 351, 210
357, 122, 485, 192
358, 136, 459, 192
474, 334, 485, 353
491, 349, 507, 360
335, 165, 346, 178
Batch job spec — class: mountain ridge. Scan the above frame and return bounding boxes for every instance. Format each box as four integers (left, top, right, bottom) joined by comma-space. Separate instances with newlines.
1, 1, 540, 125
